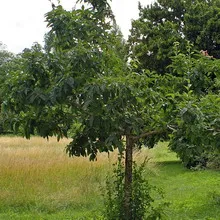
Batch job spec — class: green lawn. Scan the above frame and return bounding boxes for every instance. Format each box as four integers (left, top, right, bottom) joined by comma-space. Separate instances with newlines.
147, 143, 220, 219
0, 137, 220, 219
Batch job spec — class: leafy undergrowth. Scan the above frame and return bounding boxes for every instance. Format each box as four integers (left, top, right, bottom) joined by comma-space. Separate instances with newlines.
0, 137, 220, 219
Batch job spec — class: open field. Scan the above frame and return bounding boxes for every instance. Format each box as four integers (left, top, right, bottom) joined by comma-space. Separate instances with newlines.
0, 136, 220, 219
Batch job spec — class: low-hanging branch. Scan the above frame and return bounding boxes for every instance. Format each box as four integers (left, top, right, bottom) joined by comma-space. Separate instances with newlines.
131, 129, 166, 141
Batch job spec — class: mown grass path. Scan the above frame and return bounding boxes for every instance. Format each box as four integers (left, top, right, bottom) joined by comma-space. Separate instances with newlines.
147, 144, 220, 219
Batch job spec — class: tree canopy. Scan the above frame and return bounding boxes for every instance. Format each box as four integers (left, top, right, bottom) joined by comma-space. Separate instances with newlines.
1, 1, 171, 158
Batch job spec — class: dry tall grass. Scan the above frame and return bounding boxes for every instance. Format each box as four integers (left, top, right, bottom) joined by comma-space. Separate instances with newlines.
0, 136, 154, 215
6, 137, 219, 220
0, 137, 103, 212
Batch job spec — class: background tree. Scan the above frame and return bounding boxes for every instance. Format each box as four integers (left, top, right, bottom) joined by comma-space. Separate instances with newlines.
128, 0, 220, 73
0, 42, 14, 65
0, 42, 14, 133
184, 0, 220, 58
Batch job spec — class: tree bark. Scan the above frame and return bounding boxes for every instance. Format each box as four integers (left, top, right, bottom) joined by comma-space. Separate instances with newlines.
124, 135, 134, 220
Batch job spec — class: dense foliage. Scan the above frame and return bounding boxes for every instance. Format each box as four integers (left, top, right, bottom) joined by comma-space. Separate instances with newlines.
167, 42, 220, 168
128, 0, 220, 73
127, 0, 220, 168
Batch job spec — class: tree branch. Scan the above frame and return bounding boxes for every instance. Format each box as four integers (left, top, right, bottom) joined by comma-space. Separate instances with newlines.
131, 130, 166, 141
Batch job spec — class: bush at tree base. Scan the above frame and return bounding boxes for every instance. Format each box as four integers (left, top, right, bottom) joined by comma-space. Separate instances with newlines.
103, 156, 168, 220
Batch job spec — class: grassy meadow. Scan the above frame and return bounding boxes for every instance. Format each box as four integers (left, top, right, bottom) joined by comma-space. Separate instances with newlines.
0, 136, 220, 219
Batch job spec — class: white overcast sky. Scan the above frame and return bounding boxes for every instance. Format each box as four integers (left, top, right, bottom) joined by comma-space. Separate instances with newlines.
0, 0, 153, 54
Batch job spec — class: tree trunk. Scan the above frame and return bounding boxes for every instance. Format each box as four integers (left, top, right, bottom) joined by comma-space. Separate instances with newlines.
124, 135, 134, 220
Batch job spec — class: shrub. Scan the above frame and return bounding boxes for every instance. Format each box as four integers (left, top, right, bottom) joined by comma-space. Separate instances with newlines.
103, 156, 167, 220
207, 152, 220, 169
